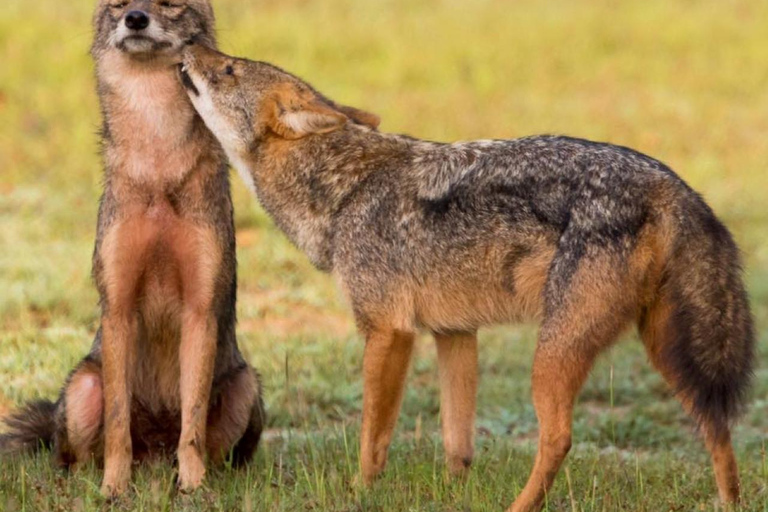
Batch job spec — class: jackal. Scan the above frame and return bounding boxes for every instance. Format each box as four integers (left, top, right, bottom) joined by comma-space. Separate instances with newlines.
0, 1, 264, 497
179, 45, 754, 511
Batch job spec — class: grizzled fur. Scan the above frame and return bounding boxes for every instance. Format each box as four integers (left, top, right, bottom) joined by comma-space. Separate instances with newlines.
180, 45, 754, 511
1, 1, 264, 497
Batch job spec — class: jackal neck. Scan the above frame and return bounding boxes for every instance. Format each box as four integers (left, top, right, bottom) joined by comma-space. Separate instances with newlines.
97, 51, 212, 190
241, 127, 416, 271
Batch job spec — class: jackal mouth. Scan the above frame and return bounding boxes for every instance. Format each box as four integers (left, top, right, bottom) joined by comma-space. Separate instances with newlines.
178, 63, 199, 97
117, 35, 174, 54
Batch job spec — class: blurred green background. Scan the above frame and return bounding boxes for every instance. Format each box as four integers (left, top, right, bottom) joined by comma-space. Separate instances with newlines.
0, 0, 766, 510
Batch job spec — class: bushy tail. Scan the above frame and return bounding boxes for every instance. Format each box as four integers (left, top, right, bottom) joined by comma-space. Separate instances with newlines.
0, 400, 58, 454
657, 201, 755, 435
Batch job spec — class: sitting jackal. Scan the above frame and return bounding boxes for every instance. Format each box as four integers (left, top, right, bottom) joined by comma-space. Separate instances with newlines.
1, 1, 264, 497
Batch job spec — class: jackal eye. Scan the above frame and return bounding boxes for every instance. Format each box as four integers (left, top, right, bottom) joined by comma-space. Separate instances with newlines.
224, 65, 234, 76
159, 1, 174, 7
112, 1, 129, 8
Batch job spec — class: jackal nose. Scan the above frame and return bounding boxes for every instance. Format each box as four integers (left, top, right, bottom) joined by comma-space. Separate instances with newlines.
125, 10, 150, 31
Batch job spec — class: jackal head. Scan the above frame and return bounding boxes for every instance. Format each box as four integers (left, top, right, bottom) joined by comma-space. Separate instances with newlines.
179, 44, 380, 157
92, 0, 216, 60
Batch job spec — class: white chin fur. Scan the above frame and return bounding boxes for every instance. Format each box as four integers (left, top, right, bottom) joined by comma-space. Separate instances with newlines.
112, 21, 179, 54
227, 153, 258, 198
183, 75, 256, 196
121, 38, 158, 53
187, 77, 246, 154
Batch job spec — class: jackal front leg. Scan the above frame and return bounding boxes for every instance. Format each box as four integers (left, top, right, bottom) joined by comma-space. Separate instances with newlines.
100, 310, 137, 498
177, 307, 217, 492
360, 327, 415, 484
99, 222, 146, 498
177, 227, 222, 492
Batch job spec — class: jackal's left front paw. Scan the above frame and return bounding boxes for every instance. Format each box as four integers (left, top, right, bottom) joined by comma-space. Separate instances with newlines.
177, 447, 206, 492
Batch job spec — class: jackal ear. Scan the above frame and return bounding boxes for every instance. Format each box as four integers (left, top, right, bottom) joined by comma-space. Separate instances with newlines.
265, 85, 348, 140
332, 103, 381, 130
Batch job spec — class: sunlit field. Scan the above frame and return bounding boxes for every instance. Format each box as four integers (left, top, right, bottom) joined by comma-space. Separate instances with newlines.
1, 0, 766, 510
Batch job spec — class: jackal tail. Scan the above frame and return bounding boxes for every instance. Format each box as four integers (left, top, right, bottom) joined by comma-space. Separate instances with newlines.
646, 198, 755, 435
0, 399, 57, 455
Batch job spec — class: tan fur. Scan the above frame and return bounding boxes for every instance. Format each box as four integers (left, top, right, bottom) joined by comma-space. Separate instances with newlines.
333, 104, 381, 130
176, 226, 221, 490
264, 83, 348, 140
705, 429, 740, 503
360, 328, 415, 483
414, 243, 556, 331
100, 54, 202, 185
510, 255, 642, 512
100, 215, 146, 496
100, 315, 136, 496
64, 363, 103, 465
434, 331, 477, 476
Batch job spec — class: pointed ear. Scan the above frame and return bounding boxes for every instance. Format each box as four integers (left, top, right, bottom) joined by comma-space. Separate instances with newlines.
265, 84, 348, 139
333, 103, 381, 130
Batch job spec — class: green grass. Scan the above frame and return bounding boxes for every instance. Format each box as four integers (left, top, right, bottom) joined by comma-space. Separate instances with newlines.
1, 0, 767, 510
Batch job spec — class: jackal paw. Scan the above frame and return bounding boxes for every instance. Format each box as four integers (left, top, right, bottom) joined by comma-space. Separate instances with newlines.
100, 471, 130, 498
177, 449, 206, 492
446, 453, 473, 479
351, 472, 369, 490
353, 466, 383, 489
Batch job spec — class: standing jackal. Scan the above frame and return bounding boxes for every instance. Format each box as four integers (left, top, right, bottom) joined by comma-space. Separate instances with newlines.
180, 45, 754, 511
0, 1, 264, 497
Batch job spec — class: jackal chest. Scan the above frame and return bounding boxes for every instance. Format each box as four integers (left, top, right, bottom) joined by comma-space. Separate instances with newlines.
101, 199, 219, 316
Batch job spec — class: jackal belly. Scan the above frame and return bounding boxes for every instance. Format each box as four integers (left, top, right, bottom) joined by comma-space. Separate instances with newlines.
135, 266, 183, 414
411, 244, 555, 332
137, 202, 186, 412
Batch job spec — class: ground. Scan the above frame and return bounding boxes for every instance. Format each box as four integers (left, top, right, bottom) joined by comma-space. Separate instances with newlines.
0, 0, 767, 510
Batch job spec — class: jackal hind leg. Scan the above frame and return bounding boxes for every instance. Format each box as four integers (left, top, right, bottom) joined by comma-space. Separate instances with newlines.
639, 290, 741, 504
229, 390, 266, 467
205, 365, 265, 466
434, 330, 478, 477
56, 359, 104, 468
509, 257, 638, 512
360, 326, 415, 484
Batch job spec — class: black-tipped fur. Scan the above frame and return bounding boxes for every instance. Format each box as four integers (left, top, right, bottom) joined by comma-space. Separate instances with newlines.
0, 400, 58, 454
662, 197, 755, 435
